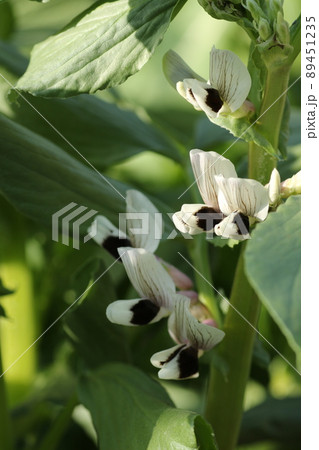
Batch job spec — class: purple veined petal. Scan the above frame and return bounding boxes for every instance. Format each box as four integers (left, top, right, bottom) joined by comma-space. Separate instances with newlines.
117, 247, 176, 310
216, 175, 269, 221
209, 46, 251, 113
190, 149, 237, 209
125, 190, 161, 253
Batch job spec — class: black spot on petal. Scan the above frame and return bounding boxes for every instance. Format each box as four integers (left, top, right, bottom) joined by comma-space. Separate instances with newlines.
178, 346, 199, 379
234, 213, 250, 235
102, 236, 132, 260
187, 88, 196, 102
195, 207, 224, 232
130, 299, 160, 325
160, 345, 186, 366
205, 88, 223, 113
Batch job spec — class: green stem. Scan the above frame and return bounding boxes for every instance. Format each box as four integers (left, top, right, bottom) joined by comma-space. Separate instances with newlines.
189, 235, 222, 326
0, 338, 14, 450
205, 62, 292, 449
38, 393, 78, 450
205, 249, 260, 450
249, 64, 291, 183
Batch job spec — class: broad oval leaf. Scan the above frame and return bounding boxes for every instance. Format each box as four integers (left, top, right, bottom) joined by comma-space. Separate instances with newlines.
17, 0, 181, 97
0, 113, 126, 227
0, 114, 175, 237
78, 363, 218, 450
64, 260, 131, 368
239, 396, 301, 447
245, 196, 301, 352
0, 43, 182, 167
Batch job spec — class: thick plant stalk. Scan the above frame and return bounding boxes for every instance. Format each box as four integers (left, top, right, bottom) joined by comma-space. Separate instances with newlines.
204, 62, 292, 450
205, 249, 259, 450
189, 235, 222, 326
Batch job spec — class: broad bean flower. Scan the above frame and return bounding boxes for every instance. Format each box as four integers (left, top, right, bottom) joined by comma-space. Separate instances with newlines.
151, 296, 225, 380
88, 189, 161, 257
164, 46, 253, 122
106, 247, 179, 326
173, 149, 269, 240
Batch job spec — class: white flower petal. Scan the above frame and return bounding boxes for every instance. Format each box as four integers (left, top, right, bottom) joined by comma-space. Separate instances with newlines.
125, 190, 161, 253
267, 168, 281, 206
209, 47, 251, 113
173, 204, 221, 235
172, 211, 194, 235
163, 50, 205, 89
168, 295, 225, 351
183, 79, 221, 119
88, 215, 131, 258
118, 248, 176, 310
190, 149, 237, 209
176, 81, 202, 110
172, 205, 204, 235
150, 344, 184, 368
88, 215, 120, 246
106, 298, 168, 326
216, 176, 269, 221
214, 212, 250, 240
152, 344, 199, 380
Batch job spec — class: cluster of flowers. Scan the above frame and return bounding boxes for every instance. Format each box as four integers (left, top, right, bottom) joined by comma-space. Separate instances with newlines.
88, 46, 300, 380
89, 189, 225, 380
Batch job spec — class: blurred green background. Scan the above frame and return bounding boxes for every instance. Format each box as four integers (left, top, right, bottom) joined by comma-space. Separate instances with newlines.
0, 1, 301, 449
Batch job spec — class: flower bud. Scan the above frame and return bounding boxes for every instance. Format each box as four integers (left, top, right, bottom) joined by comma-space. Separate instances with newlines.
190, 303, 212, 323
268, 0, 283, 20
268, 168, 281, 207
178, 290, 199, 303
202, 318, 219, 328
275, 11, 290, 45
258, 17, 272, 41
245, 0, 267, 23
157, 258, 194, 290
280, 171, 301, 198
231, 99, 255, 118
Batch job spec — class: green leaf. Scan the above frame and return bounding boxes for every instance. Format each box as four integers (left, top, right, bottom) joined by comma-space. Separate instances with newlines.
17, 0, 181, 97
2, 93, 182, 167
0, 1, 15, 40
0, 278, 14, 319
193, 117, 232, 149
247, 42, 267, 110
78, 363, 218, 450
245, 196, 301, 352
0, 113, 127, 228
0, 41, 28, 76
0, 278, 14, 297
213, 114, 279, 157
0, 45, 182, 167
198, 0, 256, 39
0, 304, 7, 318
208, 236, 240, 249
239, 396, 301, 447
64, 260, 130, 368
